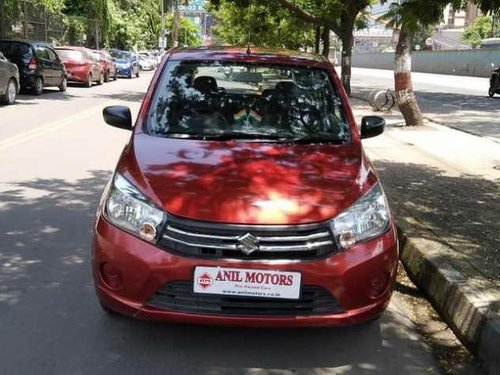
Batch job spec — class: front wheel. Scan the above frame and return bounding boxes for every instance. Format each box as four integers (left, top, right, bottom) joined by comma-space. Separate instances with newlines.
489, 86, 495, 97
33, 77, 43, 96
58, 76, 67, 92
104, 71, 109, 83
2, 78, 17, 104
135, 71, 140, 78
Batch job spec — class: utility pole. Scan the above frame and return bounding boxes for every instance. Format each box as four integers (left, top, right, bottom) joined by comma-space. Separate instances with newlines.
160, 0, 166, 49
172, 0, 180, 48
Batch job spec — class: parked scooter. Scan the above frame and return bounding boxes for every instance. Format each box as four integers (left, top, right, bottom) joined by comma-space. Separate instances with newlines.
489, 63, 500, 97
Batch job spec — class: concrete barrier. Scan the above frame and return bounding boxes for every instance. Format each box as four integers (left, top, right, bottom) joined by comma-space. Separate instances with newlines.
352, 49, 500, 77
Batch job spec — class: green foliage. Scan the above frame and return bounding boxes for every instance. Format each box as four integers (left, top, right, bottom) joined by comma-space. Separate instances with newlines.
165, 14, 203, 47
207, 0, 314, 49
461, 15, 493, 47
380, 0, 463, 32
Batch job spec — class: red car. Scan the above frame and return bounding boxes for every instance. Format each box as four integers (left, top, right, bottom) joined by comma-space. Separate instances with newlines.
55, 46, 103, 87
93, 50, 117, 82
93, 47, 399, 327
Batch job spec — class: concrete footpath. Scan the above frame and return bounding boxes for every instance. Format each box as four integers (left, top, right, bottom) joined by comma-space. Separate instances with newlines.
350, 98, 500, 374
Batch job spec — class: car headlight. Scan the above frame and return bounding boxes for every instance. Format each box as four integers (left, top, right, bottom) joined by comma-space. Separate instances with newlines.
104, 173, 166, 243
330, 183, 390, 250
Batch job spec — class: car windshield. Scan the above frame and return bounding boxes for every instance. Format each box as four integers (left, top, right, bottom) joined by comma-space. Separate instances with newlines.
56, 49, 84, 60
147, 61, 350, 143
110, 51, 130, 60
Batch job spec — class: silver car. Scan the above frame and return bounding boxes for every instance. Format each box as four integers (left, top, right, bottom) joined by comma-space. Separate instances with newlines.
0, 51, 19, 105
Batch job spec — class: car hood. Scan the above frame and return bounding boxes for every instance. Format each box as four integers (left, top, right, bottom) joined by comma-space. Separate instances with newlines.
119, 135, 377, 225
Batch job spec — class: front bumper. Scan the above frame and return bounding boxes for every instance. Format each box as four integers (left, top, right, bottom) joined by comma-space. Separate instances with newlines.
92, 216, 399, 327
116, 66, 132, 76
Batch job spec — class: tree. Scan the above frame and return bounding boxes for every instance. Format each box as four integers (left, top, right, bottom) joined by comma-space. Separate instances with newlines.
380, 0, 462, 126
207, 0, 315, 50
461, 15, 493, 47
471, 0, 500, 36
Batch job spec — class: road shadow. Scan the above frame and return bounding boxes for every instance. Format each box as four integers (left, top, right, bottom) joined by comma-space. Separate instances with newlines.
89, 89, 146, 102
0, 171, 439, 375
373, 160, 500, 282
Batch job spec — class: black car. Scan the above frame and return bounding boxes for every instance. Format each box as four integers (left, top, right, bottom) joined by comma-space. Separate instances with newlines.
0, 40, 67, 95
0, 51, 19, 104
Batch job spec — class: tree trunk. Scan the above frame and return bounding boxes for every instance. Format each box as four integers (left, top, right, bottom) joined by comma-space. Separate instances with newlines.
394, 25, 424, 126
340, 31, 354, 97
321, 27, 330, 57
314, 26, 320, 54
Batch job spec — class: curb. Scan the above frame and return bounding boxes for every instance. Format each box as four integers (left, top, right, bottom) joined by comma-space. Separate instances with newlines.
399, 233, 500, 375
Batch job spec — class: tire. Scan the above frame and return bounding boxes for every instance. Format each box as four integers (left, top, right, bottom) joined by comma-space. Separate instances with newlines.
85, 73, 92, 88
97, 72, 104, 85
58, 76, 67, 92
489, 86, 495, 97
135, 70, 140, 78
33, 77, 43, 96
3, 78, 17, 105
113, 71, 118, 81
104, 71, 109, 83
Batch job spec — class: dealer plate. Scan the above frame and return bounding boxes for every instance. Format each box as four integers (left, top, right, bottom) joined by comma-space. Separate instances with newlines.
194, 266, 301, 300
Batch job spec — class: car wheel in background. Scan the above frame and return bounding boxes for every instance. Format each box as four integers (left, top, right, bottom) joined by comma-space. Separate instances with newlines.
489, 86, 495, 97
58, 76, 67, 92
104, 71, 110, 83
2, 78, 17, 104
33, 77, 43, 96
135, 71, 140, 78
85, 74, 92, 88
97, 72, 104, 85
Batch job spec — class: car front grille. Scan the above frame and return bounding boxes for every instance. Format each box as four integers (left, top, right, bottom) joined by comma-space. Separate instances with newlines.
157, 215, 337, 260
146, 281, 345, 316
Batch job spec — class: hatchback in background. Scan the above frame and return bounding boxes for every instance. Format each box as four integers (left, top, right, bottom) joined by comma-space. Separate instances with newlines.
0, 51, 19, 105
93, 47, 399, 327
93, 50, 117, 82
55, 46, 103, 87
137, 54, 155, 71
0, 40, 66, 95
109, 50, 140, 78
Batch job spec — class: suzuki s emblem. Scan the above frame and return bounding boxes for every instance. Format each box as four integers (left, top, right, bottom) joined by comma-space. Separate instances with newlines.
236, 233, 260, 255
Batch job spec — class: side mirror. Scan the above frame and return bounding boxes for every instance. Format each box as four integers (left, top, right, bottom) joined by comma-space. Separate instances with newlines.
361, 116, 385, 139
103, 106, 132, 130
492, 63, 496, 68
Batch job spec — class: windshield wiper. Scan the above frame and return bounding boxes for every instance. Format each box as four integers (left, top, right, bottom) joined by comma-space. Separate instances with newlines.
200, 132, 287, 141
288, 136, 348, 144
163, 132, 348, 144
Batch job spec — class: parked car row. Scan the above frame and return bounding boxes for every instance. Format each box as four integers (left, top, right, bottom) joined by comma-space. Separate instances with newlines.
0, 39, 151, 105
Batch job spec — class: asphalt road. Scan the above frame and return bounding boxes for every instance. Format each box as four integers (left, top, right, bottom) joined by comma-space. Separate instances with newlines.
350, 68, 500, 142
0, 72, 454, 375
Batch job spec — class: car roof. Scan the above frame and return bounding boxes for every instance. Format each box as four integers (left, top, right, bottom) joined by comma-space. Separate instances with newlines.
167, 46, 329, 67
0, 39, 51, 47
54, 46, 90, 51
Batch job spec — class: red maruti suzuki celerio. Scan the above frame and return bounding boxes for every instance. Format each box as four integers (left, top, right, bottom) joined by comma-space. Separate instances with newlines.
92, 47, 399, 327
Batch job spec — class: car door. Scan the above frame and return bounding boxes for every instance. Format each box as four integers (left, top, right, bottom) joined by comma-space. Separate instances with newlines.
34, 46, 53, 86
46, 47, 64, 85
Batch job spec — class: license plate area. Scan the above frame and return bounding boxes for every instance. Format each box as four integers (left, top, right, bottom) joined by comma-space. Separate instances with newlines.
194, 266, 302, 300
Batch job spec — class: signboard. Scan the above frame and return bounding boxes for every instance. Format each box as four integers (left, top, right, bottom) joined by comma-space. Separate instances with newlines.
179, 0, 208, 13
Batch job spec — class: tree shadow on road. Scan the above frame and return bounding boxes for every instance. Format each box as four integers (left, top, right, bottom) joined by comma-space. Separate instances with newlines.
0, 171, 440, 375
374, 160, 500, 282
